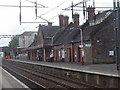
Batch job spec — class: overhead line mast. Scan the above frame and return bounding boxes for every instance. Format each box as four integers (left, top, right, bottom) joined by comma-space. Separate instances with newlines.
0, 0, 47, 25
20, 0, 22, 25
63, 0, 113, 21
35, 0, 37, 19
19, 0, 47, 24
63, 0, 91, 21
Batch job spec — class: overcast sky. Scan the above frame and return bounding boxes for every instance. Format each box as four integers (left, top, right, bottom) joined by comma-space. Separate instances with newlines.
0, 0, 114, 47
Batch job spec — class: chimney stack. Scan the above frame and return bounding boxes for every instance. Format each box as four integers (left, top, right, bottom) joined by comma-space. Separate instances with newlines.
59, 15, 64, 27
87, 6, 95, 20
59, 15, 69, 27
73, 13, 80, 27
64, 16, 69, 27
48, 22, 52, 26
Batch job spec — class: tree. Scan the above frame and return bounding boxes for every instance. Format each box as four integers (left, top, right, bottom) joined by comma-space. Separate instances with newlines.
9, 36, 19, 57
9, 36, 19, 49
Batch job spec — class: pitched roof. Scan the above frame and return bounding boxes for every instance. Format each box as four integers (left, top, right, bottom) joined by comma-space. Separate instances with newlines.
53, 27, 80, 45
40, 25, 61, 38
53, 10, 114, 45
28, 10, 114, 49
38, 25, 61, 46
21, 31, 37, 36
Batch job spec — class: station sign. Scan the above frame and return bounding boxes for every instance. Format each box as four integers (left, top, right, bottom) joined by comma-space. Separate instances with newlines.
109, 50, 114, 56
85, 44, 91, 47
79, 45, 84, 48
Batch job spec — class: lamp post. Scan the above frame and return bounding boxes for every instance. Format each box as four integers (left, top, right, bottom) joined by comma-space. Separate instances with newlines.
79, 29, 84, 65
51, 37, 54, 59
79, 29, 84, 48
80, 29, 83, 46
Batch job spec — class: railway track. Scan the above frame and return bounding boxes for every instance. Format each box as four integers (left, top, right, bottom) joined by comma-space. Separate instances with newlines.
2, 66, 47, 90
2, 60, 105, 90
2, 64, 69, 89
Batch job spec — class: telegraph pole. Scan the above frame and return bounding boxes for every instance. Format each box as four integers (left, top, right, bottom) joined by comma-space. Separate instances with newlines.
35, 0, 37, 19
19, 0, 21, 25
71, 2, 74, 21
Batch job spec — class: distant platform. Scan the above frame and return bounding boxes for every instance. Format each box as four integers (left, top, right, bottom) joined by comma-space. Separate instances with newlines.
11, 59, 120, 78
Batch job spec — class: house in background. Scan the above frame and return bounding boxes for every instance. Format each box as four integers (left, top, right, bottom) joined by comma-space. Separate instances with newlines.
0, 46, 11, 59
18, 31, 37, 49
13, 31, 37, 59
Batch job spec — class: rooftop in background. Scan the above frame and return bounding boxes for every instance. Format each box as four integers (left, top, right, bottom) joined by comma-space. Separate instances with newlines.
20, 31, 38, 36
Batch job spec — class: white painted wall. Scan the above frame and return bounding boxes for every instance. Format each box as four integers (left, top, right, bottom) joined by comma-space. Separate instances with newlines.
19, 32, 37, 48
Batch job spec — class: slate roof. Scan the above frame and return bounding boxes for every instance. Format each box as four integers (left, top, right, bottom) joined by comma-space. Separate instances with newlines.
53, 27, 79, 45
1, 46, 11, 52
40, 25, 61, 38
21, 31, 37, 36
28, 10, 114, 49
53, 10, 114, 46
90, 12, 114, 39
39, 25, 61, 45
95, 10, 112, 20
74, 26, 94, 42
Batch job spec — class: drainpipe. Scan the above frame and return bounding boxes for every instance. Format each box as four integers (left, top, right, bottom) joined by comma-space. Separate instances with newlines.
43, 48, 46, 61
71, 41, 74, 62
114, 0, 120, 70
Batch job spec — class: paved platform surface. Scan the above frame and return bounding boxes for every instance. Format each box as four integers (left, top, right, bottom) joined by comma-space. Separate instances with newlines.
6, 59, 120, 78
0, 66, 29, 89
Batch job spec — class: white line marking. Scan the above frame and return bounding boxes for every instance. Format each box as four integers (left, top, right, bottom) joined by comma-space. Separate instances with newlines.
1, 66, 47, 89
0, 66, 30, 89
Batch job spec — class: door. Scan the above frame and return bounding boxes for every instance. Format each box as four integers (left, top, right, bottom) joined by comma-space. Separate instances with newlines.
78, 47, 84, 64
68, 48, 72, 62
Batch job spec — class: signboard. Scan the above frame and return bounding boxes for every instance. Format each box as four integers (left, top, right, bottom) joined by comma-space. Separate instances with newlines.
85, 44, 91, 47
109, 50, 114, 56
79, 45, 84, 48
81, 49, 85, 56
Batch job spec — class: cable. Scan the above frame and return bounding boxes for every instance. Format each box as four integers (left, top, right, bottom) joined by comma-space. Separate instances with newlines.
20, 0, 69, 31
20, 0, 79, 32
48, 10, 66, 21
38, 0, 68, 17
25, 0, 47, 8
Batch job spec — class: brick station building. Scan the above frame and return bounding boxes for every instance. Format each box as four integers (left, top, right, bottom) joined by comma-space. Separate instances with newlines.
26, 8, 116, 64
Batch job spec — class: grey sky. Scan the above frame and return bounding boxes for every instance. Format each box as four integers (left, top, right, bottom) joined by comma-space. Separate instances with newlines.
0, 0, 114, 47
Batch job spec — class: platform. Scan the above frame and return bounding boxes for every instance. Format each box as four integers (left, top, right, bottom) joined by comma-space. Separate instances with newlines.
0, 66, 29, 89
10, 59, 120, 78
3, 59, 120, 88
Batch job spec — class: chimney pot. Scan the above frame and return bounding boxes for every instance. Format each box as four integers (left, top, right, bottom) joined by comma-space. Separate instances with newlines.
64, 16, 69, 27
59, 15, 69, 27
59, 15, 64, 27
87, 6, 95, 20
48, 22, 52, 26
73, 13, 80, 27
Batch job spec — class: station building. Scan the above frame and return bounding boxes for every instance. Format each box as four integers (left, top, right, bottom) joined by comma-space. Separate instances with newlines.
26, 7, 116, 64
